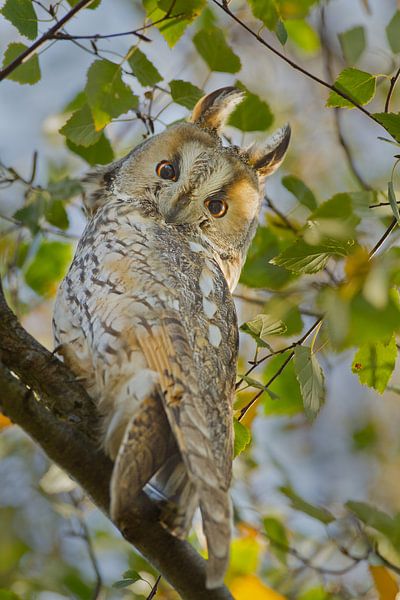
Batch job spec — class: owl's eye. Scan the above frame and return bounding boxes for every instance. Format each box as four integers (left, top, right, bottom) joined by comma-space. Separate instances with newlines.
204, 197, 228, 218
156, 161, 177, 181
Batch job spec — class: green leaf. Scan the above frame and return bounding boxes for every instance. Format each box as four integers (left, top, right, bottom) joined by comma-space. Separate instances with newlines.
86, 60, 138, 129
25, 240, 72, 296
47, 177, 83, 201
282, 175, 317, 210
297, 587, 331, 600
263, 517, 289, 565
193, 26, 241, 73
66, 134, 114, 165
373, 112, 400, 144
233, 419, 251, 457
1, 0, 37, 40
346, 501, 400, 545
386, 11, 400, 54
112, 579, 138, 589
170, 79, 203, 109
388, 181, 400, 225
143, 0, 205, 47
275, 20, 287, 45
122, 570, 142, 582
247, 0, 280, 30
239, 375, 278, 398
277, 0, 319, 19
60, 104, 102, 147
352, 422, 378, 451
339, 26, 366, 64
0, 589, 19, 600
263, 352, 303, 416
285, 19, 320, 54
280, 485, 335, 524
327, 68, 376, 109
352, 335, 397, 394
13, 195, 45, 234
348, 290, 400, 346
240, 227, 294, 289
45, 200, 69, 230
240, 314, 286, 347
229, 82, 273, 132
294, 346, 325, 420
128, 48, 162, 87
2, 42, 40, 85
271, 238, 352, 274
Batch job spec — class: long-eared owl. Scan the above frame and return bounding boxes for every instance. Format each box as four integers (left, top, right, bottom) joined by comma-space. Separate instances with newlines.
53, 87, 290, 588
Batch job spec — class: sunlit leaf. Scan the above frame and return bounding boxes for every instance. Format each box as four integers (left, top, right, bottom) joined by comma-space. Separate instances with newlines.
86, 60, 138, 129
193, 26, 241, 73
143, 0, 205, 47
25, 240, 72, 296
128, 48, 162, 87
241, 314, 287, 347
352, 335, 397, 394
282, 175, 317, 210
60, 104, 103, 146
233, 419, 252, 457
263, 517, 289, 565
285, 19, 320, 54
247, 0, 280, 31
327, 68, 376, 109
229, 82, 274, 131
339, 26, 366, 64
297, 588, 331, 600
169, 79, 203, 109
270, 238, 351, 274
280, 485, 335, 523
2, 42, 40, 85
386, 11, 400, 54
369, 565, 399, 600
294, 346, 325, 420
1, 0, 37, 39
230, 575, 287, 600
277, 0, 319, 19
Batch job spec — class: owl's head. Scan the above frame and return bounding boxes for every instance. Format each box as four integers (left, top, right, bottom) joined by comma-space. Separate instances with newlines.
84, 88, 290, 283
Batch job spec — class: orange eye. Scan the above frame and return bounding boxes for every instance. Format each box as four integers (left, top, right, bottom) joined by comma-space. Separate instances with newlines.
156, 161, 176, 181
205, 197, 228, 218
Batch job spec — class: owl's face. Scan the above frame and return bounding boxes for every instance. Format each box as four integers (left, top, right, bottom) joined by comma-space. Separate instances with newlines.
84, 88, 290, 284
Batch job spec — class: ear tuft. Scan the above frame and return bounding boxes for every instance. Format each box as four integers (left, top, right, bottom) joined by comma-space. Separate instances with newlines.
189, 87, 245, 134
245, 123, 291, 180
82, 164, 118, 216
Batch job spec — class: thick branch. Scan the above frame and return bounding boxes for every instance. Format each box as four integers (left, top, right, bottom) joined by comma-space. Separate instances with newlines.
0, 285, 233, 600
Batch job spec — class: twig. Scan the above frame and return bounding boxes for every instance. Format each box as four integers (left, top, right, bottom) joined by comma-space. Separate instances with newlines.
0, 0, 95, 81
147, 575, 162, 599
385, 66, 400, 113
70, 492, 103, 600
211, 0, 378, 122
265, 195, 297, 233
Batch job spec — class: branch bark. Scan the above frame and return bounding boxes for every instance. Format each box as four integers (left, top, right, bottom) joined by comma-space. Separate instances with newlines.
0, 283, 233, 600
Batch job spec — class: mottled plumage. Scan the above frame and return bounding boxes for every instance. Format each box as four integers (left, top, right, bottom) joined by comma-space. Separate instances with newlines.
53, 88, 290, 588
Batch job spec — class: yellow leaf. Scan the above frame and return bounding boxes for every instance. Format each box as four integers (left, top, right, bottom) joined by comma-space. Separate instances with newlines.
230, 575, 287, 600
369, 565, 399, 600
0, 413, 12, 430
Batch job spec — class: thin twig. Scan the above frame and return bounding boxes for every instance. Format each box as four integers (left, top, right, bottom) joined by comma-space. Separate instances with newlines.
385, 66, 400, 113
146, 575, 162, 599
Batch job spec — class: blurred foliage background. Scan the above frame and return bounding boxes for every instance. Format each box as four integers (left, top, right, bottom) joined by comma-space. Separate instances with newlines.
1, 0, 400, 598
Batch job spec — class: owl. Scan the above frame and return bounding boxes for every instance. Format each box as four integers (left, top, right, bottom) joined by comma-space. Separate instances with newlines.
53, 87, 290, 588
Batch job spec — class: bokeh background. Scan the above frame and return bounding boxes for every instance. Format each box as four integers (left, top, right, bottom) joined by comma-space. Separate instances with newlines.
1, 0, 400, 598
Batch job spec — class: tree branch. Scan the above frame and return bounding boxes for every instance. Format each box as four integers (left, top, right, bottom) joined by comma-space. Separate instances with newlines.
0, 0, 95, 82
0, 283, 233, 600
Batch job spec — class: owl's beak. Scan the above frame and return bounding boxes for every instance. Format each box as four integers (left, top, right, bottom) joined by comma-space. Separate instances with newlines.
161, 193, 192, 224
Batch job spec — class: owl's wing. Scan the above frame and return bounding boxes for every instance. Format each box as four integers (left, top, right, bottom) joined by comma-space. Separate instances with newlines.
134, 313, 233, 589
